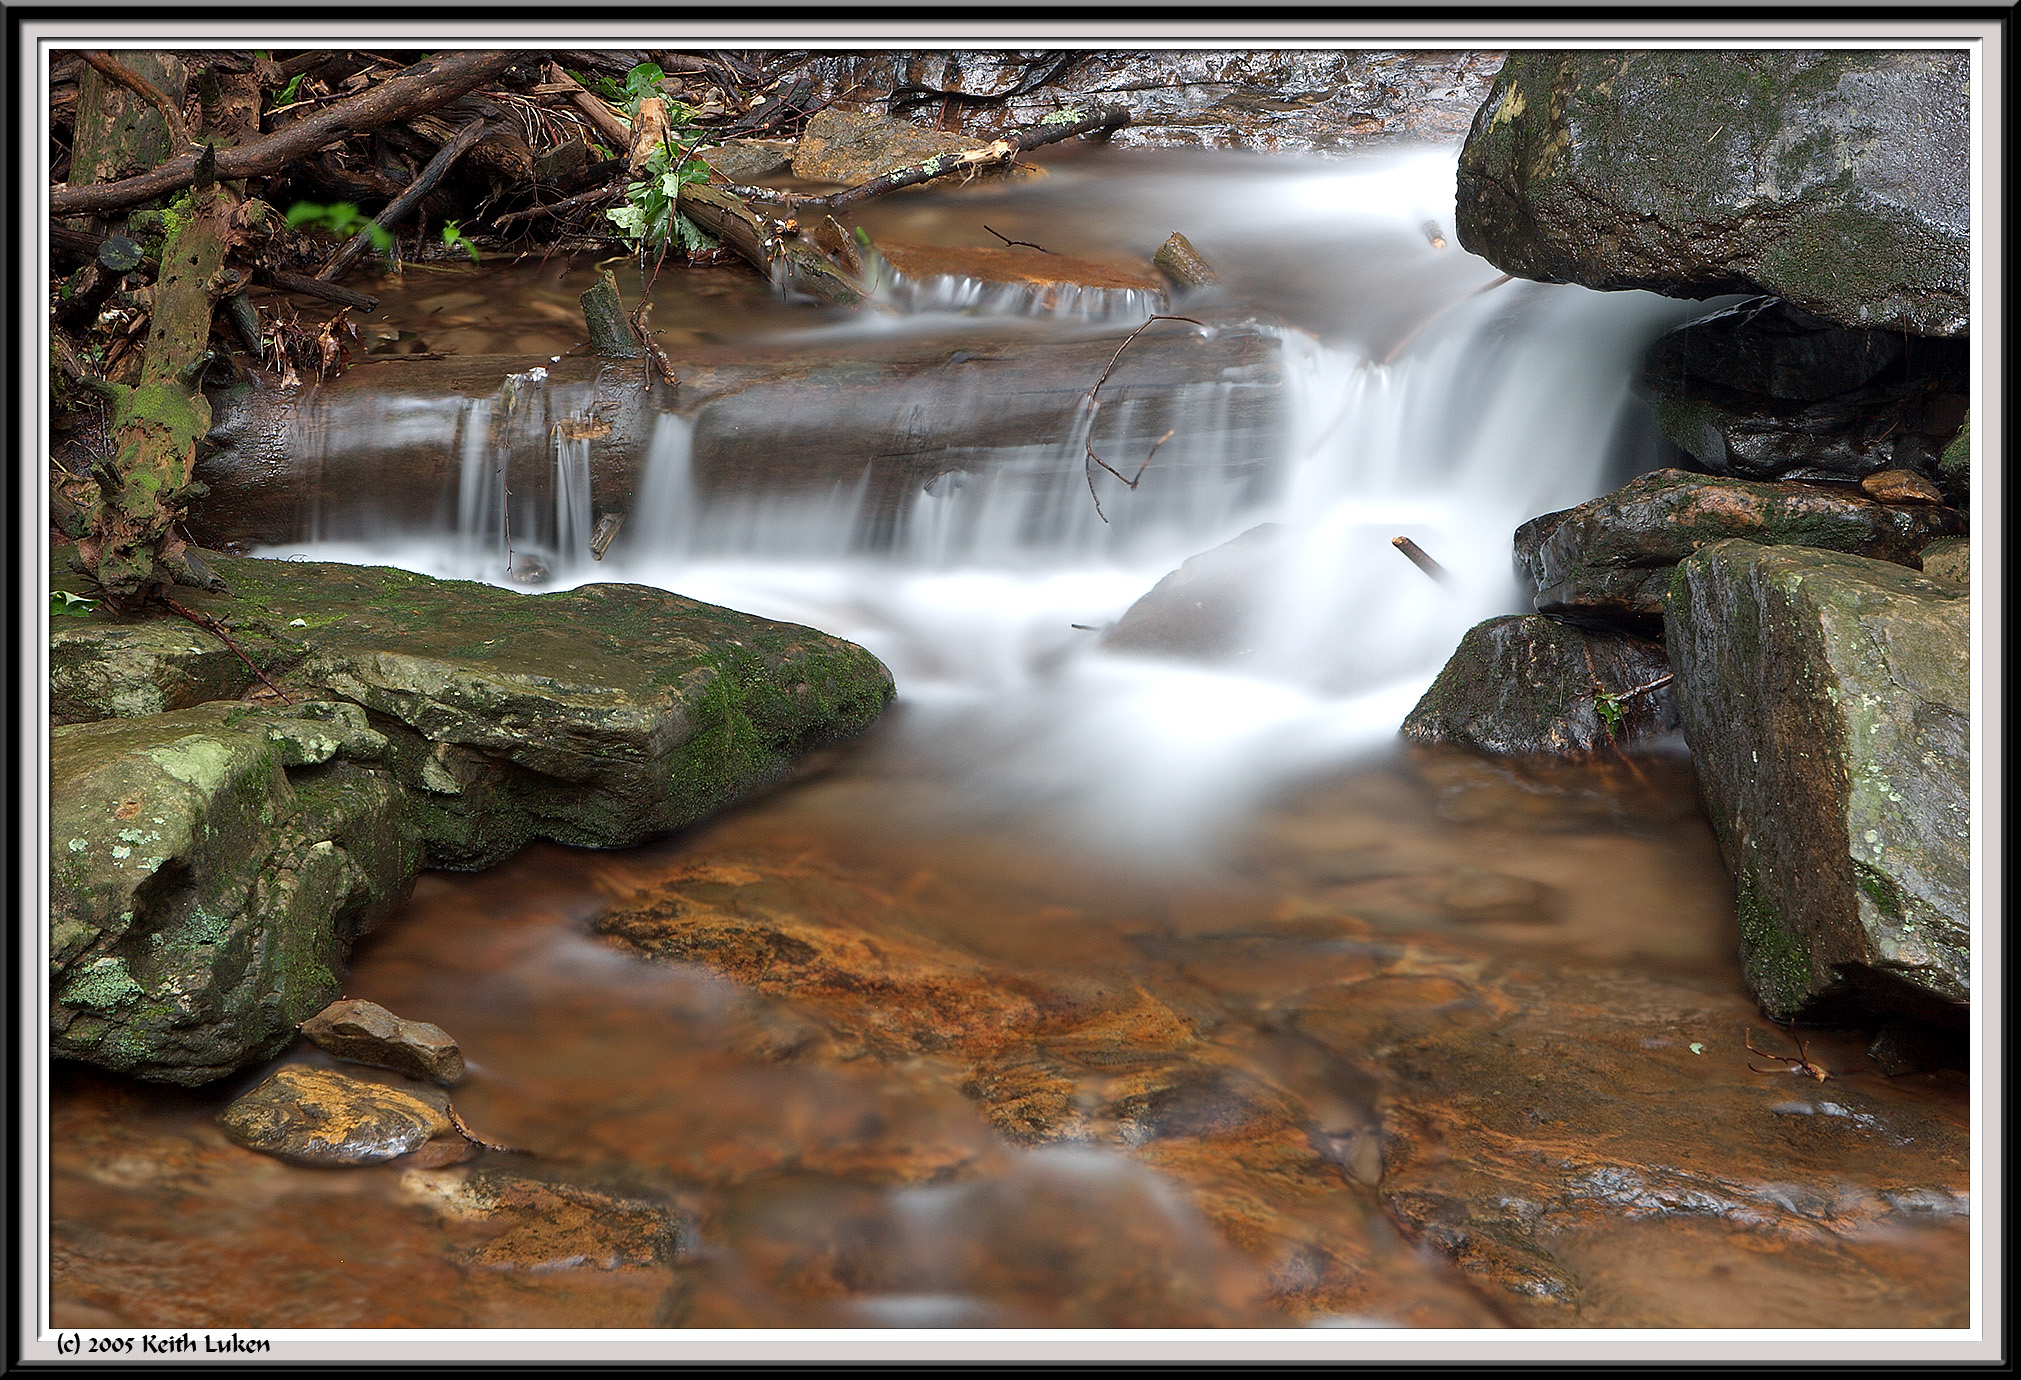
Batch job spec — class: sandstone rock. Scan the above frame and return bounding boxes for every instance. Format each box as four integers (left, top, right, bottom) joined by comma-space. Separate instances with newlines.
217, 1064, 453, 1166
130, 552, 897, 870
50, 618, 254, 725
1153, 232, 1218, 287
1401, 615, 1676, 756
1515, 470, 1962, 626
790, 108, 999, 184
1863, 469, 1944, 505
299, 998, 465, 1085
50, 703, 420, 1085
1100, 524, 1282, 663
1456, 51, 1969, 336
1637, 298, 1968, 481
1663, 541, 1969, 1023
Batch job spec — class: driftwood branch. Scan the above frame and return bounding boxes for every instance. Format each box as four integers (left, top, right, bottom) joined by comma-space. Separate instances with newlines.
1391, 536, 1456, 589
316, 115, 491, 281
51, 50, 527, 216
160, 594, 295, 705
542, 61, 632, 152
80, 51, 192, 151
1081, 314, 1205, 523
492, 180, 623, 229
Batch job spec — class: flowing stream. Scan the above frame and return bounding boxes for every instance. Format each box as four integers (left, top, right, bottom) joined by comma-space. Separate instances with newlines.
51, 145, 1972, 1332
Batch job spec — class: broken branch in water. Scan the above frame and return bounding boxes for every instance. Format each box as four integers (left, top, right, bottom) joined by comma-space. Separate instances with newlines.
445, 1100, 525, 1153
1391, 536, 1456, 588
1380, 273, 1514, 365
1745, 1019, 1830, 1082
1082, 314, 1205, 523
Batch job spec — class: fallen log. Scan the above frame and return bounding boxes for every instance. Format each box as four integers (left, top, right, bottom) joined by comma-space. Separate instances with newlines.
79, 51, 192, 151
50, 49, 527, 217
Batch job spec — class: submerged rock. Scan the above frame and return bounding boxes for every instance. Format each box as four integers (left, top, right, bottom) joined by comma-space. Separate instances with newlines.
1637, 298, 1968, 482
398, 1164, 680, 1270
299, 998, 465, 1086
1515, 470, 1962, 626
875, 241, 1166, 315
50, 703, 419, 1085
1455, 51, 1969, 336
1663, 541, 1969, 1023
217, 1064, 454, 1166
1401, 615, 1676, 757
1100, 524, 1282, 663
700, 137, 793, 183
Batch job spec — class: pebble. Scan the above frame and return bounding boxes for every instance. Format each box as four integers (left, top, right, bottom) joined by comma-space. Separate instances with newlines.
299, 998, 465, 1085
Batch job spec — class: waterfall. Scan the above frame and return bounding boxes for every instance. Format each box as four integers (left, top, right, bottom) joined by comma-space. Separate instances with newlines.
258, 145, 1710, 854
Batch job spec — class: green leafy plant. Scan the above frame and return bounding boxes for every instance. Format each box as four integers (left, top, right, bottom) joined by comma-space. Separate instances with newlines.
286, 201, 393, 251
1593, 691, 1624, 738
51, 590, 97, 618
268, 72, 304, 111
606, 141, 717, 255
576, 61, 686, 120
440, 219, 480, 264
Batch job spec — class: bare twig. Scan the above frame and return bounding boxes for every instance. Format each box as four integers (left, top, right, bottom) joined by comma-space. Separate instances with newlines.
445, 1100, 525, 1153
80, 51, 192, 151
158, 595, 294, 705
1745, 1019, 1830, 1082
1081, 314, 1204, 523
984, 224, 1054, 253
1380, 273, 1514, 365
493, 180, 623, 230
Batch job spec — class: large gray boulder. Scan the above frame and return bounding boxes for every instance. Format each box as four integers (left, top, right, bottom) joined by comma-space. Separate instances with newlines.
1456, 51, 1969, 336
1663, 541, 1969, 1024
50, 701, 418, 1085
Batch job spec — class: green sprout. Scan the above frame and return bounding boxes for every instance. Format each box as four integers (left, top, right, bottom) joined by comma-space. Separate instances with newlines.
286, 201, 393, 251
440, 219, 480, 264
51, 590, 97, 618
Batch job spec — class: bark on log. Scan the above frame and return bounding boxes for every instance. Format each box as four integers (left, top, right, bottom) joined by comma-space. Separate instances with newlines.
67, 51, 189, 225
51, 50, 527, 216
85, 183, 255, 601
80, 52, 193, 151
543, 62, 632, 154
580, 270, 642, 357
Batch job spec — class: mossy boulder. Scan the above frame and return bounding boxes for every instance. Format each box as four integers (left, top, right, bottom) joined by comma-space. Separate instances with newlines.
50, 701, 418, 1085
1663, 541, 1969, 1024
1456, 51, 1969, 336
1515, 470, 1962, 628
1400, 615, 1676, 757
54, 552, 898, 870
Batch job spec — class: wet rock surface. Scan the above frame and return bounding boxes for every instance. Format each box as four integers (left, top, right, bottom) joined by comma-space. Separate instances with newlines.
217, 1064, 454, 1167
50, 702, 419, 1085
1456, 51, 1970, 336
1401, 615, 1676, 757
798, 51, 1503, 155
876, 241, 1164, 301
1100, 524, 1283, 663
1637, 298, 1968, 484
1514, 469, 1962, 626
300, 998, 465, 1085
1663, 542, 1970, 1025
790, 107, 1004, 184
49, 747, 1970, 1328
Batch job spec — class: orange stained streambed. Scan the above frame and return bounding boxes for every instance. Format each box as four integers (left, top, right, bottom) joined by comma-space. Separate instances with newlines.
50, 731, 1971, 1330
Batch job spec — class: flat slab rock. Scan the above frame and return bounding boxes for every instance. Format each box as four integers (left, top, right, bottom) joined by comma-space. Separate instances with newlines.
299, 998, 464, 1085
791, 107, 1006, 184
217, 1064, 456, 1167
1664, 541, 1969, 1023
1401, 615, 1677, 757
877, 242, 1164, 296
1515, 469, 1961, 626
